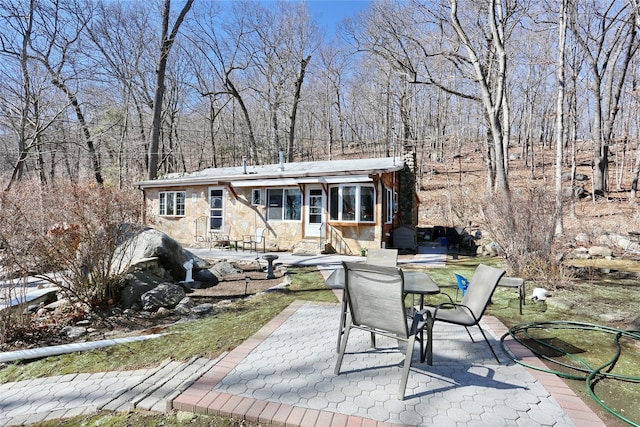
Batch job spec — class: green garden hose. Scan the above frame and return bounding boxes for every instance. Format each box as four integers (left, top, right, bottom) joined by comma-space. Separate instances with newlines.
500, 321, 640, 426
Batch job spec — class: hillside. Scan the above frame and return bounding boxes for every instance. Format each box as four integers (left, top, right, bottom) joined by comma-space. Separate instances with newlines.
414, 143, 639, 245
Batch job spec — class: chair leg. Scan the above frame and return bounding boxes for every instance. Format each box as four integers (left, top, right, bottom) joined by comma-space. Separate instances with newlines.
336, 294, 348, 353
334, 317, 352, 375
476, 325, 501, 364
399, 335, 416, 400
425, 316, 433, 365
464, 326, 475, 342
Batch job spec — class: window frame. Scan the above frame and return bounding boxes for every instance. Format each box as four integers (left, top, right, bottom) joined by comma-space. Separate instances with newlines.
209, 187, 225, 230
266, 187, 302, 221
328, 184, 376, 224
385, 188, 397, 224
159, 191, 186, 217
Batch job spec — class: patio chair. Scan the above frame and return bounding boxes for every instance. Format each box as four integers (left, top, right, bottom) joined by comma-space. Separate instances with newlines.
242, 227, 266, 252
336, 248, 399, 351
423, 264, 505, 365
334, 261, 429, 400
366, 248, 398, 267
454, 273, 469, 300
209, 226, 231, 250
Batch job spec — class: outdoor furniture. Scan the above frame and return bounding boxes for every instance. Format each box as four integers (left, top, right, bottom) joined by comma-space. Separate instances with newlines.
334, 261, 429, 400
366, 248, 398, 266
423, 264, 505, 365
209, 226, 231, 250
335, 247, 399, 351
455, 273, 469, 300
242, 227, 266, 252
498, 276, 526, 315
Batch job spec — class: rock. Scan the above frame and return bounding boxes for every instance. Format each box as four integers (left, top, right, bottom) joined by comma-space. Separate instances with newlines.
61, 326, 87, 339
75, 320, 92, 327
155, 307, 172, 318
174, 297, 196, 315
120, 270, 168, 309
211, 261, 242, 278
113, 227, 208, 280
193, 269, 219, 287
575, 233, 590, 244
588, 246, 613, 257
599, 313, 626, 323
191, 303, 214, 316
140, 283, 186, 311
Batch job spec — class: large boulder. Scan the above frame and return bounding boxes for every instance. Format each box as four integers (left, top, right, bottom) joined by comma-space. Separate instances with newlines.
120, 267, 170, 309
113, 227, 208, 281
140, 283, 186, 311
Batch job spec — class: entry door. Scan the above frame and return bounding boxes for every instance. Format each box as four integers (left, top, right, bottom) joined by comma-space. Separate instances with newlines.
209, 188, 224, 231
305, 186, 325, 238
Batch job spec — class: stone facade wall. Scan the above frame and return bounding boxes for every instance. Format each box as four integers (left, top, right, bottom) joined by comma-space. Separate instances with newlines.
143, 170, 407, 253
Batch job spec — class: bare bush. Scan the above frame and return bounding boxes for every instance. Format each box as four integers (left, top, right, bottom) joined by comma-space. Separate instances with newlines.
479, 184, 560, 282
0, 180, 143, 311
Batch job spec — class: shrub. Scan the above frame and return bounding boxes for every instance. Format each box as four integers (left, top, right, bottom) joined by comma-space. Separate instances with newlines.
0, 180, 143, 312
479, 184, 561, 283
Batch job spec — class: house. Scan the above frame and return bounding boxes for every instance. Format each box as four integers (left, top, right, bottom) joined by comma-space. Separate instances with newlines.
136, 152, 418, 255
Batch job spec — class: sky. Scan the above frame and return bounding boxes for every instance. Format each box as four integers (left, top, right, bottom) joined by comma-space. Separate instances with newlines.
301, 0, 371, 38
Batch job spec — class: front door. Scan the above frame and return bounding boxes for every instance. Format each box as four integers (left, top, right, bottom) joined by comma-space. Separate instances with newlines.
209, 188, 224, 231
305, 186, 324, 238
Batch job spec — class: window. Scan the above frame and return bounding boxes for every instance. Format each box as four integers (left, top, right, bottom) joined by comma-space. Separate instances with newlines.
329, 184, 375, 223
267, 188, 301, 221
159, 191, 186, 216
385, 188, 397, 224
209, 188, 224, 229
251, 189, 263, 205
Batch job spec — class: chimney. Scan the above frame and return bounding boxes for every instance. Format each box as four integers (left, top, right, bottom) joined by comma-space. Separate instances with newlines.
242, 156, 247, 174
277, 149, 285, 171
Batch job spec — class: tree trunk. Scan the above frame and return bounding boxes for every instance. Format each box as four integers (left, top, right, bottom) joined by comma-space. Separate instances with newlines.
554, 0, 568, 236
288, 55, 311, 162
147, 0, 194, 180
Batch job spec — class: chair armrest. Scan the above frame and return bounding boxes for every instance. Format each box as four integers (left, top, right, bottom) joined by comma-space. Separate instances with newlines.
410, 308, 431, 333
432, 301, 480, 324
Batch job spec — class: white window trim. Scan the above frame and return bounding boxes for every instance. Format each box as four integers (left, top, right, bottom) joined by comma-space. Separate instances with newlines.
209, 187, 225, 230
251, 188, 264, 206
329, 184, 376, 223
385, 188, 397, 224
267, 187, 302, 222
159, 191, 186, 217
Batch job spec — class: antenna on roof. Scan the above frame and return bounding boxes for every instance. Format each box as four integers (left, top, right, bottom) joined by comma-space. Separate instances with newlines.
242, 156, 247, 174
277, 148, 285, 172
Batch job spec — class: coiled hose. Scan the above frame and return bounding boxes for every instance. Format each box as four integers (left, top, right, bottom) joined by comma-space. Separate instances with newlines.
500, 321, 640, 426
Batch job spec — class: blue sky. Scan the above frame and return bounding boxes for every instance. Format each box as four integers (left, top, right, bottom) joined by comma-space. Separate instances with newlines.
305, 0, 370, 36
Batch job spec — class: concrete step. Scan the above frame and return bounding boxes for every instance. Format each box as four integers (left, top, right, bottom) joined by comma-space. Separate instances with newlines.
100, 355, 223, 413
292, 239, 324, 255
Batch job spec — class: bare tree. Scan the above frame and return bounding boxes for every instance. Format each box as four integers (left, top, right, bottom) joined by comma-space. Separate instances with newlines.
569, 1, 639, 194
147, 0, 194, 180
554, 0, 569, 236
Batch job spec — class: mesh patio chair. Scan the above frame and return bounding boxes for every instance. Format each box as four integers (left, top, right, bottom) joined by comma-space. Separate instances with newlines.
336, 248, 399, 351
366, 248, 398, 267
242, 227, 266, 252
334, 261, 429, 400
424, 264, 505, 365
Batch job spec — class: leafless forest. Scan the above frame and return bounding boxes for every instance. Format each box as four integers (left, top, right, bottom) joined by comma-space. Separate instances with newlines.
1, 1, 640, 223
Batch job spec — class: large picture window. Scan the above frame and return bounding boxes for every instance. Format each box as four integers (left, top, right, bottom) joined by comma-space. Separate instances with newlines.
159, 191, 186, 216
267, 188, 301, 221
329, 184, 375, 223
